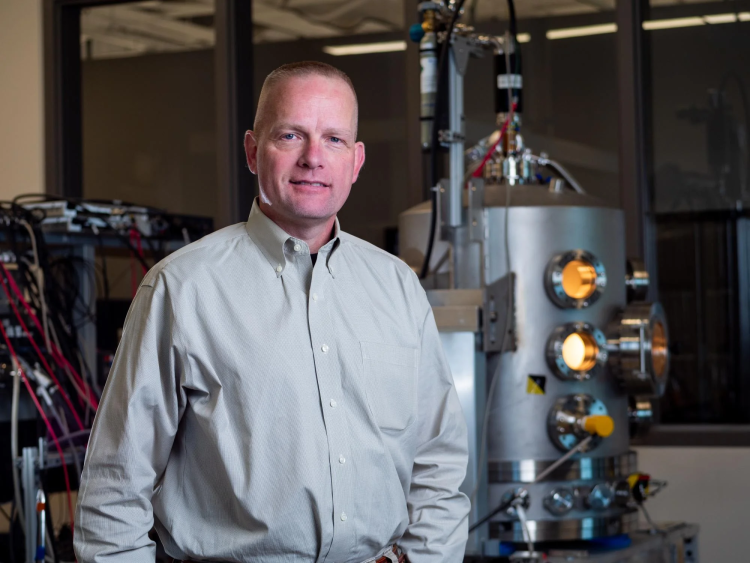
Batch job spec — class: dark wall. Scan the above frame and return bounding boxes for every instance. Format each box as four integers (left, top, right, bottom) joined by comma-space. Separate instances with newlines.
650, 21, 750, 212
82, 50, 219, 223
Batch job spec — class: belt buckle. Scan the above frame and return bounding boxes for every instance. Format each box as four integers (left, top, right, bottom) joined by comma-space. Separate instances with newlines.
383, 547, 399, 563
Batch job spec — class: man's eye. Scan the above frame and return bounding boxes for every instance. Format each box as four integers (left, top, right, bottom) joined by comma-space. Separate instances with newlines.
282, 134, 296, 140
330, 137, 342, 144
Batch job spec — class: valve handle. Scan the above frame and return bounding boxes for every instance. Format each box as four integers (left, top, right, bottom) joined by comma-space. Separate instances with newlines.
582, 414, 614, 438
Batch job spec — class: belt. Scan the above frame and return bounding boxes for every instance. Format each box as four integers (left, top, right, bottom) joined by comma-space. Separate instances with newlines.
369, 545, 407, 563
175, 544, 407, 563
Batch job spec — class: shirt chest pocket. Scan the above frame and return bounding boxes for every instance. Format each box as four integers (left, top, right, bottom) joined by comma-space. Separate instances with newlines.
360, 341, 418, 431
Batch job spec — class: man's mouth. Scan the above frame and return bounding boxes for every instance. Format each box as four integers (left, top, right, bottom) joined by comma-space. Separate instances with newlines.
290, 180, 329, 188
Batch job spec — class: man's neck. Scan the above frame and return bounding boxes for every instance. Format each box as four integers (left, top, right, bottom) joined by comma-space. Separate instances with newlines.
259, 202, 336, 254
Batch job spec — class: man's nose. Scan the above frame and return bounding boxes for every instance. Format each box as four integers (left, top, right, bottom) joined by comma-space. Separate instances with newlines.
298, 140, 324, 169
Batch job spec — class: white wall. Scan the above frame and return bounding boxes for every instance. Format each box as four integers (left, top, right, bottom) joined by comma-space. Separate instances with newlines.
635, 446, 750, 562
0, 0, 44, 201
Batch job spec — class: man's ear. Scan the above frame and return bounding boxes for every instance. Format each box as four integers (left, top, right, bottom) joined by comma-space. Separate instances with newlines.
351, 141, 366, 183
244, 131, 259, 174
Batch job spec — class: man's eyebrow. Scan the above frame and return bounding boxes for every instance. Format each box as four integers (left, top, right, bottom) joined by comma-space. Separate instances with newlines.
270, 122, 306, 132
323, 127, 354, 138
271, 123, 355, 137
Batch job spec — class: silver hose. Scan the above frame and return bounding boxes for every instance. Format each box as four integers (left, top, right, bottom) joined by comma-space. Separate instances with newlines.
514, 503, 534, 554
526, 153, 586, 194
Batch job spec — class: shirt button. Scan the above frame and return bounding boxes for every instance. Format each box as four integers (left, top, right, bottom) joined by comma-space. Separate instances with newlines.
294, 244, 301, 252
321, 344, 329, 353
276, 265, 283, 273
330, 399, 337, 408
312, 293, 318, 301
339, 455, 346, 464
340, 512, 347, 522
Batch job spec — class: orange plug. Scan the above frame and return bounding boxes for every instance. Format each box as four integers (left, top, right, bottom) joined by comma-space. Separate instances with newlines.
582, 415, 614, 438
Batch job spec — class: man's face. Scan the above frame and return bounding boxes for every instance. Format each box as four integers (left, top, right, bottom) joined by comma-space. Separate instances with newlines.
244, 75, 365, 228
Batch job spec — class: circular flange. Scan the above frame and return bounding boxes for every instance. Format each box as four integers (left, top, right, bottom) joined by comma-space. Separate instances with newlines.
489, 510, 639, 542
547, 394, 609, 453
625, 258, 650, 302
545, 249, 607, 309
628, 396, 653, 438
546, 322, 609, 381
584, 483, 616, 511
609, 302, 670, 397
488, 451, 638, 483
544, 488, 575, 516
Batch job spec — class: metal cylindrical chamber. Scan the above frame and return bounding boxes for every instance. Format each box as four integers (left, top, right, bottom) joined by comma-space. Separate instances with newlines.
483, 194, 628, 461
398, 186, 641, 542
480, 186, 633, 540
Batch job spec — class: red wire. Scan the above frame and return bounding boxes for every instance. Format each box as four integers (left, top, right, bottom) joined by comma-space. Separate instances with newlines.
132, 230, 148, 275
0, 271, 85, 431
471, 102, 518, 179
0, 320, 75, 529
2, 263, 92, 396
0, 263, 99, 410
130, 228, 148, 297
130, 230, 138, 298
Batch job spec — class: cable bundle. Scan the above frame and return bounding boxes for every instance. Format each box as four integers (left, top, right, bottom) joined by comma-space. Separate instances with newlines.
0, 194, 166, 561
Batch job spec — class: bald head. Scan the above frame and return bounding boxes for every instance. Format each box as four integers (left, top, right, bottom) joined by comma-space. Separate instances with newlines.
254, 61, 359, 140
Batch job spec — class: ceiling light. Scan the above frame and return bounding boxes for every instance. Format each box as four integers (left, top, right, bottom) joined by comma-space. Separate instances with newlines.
516, 33, 531, 43
546, 23, 617, 40
703, 13, 737, 24
643, 17, 704, 30
737, 12, 750, 21
323, 41, 406, 56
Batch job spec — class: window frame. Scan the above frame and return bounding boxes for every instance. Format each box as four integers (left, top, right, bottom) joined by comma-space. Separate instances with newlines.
43, 0, 255, 226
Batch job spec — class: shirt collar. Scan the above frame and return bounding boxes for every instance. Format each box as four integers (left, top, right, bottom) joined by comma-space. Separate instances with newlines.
245, 198, 342, 278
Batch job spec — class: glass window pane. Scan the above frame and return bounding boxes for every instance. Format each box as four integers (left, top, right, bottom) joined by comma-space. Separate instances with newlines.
650, 2, 750, 423
81, 2, 218, 224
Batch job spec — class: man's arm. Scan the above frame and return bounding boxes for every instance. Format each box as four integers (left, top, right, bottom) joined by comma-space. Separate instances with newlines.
400, 300, 471, 563
75, 281, 184, 563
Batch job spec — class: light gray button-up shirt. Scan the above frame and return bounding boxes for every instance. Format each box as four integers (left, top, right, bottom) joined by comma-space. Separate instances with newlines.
75, 201, 470, 563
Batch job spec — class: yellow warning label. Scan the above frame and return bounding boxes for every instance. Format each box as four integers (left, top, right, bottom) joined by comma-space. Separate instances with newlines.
527, 375, 546, 395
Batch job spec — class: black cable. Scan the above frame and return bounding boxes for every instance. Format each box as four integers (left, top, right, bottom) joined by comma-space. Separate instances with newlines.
420, 0, 467, 279
96, 232, 111, 302
102, 221, 151, 273
468, 496, 514, 533
507, 0, 517, 39
8, 500, 18, 563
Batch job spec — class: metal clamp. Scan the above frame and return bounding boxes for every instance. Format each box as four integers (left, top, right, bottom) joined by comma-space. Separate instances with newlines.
417, 1, 441, 13
438, 129, 465, 143
483, 273, 516, 353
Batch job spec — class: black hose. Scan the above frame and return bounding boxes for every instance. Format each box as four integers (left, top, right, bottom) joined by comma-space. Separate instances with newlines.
419, 0, 467, 279
507, 0, 517, 39
468, 496, 514, 533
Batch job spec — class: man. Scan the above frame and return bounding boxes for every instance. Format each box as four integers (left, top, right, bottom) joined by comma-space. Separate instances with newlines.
75, 61, 470, 563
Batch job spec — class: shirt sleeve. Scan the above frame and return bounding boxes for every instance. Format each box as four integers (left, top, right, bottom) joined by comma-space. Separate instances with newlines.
400, 298, 471, 563
75, 282, 184, 563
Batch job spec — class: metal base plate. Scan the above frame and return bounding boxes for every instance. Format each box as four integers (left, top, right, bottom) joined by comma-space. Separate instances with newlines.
472, 523, 699, 563
490, 511, 639, 542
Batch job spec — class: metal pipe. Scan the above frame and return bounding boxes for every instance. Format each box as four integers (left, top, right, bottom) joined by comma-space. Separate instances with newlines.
526, 153, 586, 194
447, 47, 464, 228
